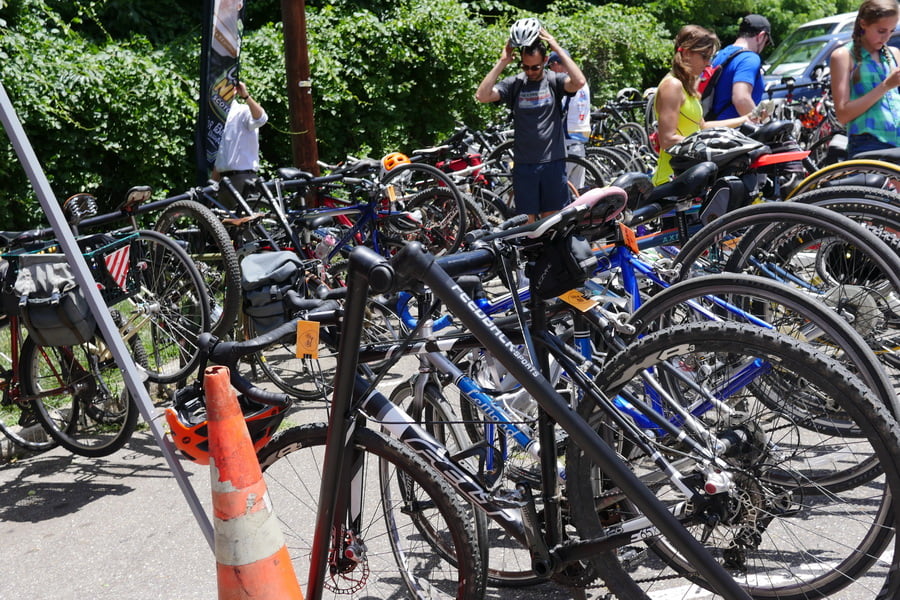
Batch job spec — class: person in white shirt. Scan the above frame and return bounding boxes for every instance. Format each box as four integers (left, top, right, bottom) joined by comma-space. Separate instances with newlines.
548, 49, 591, 189
212, 80, 268, 208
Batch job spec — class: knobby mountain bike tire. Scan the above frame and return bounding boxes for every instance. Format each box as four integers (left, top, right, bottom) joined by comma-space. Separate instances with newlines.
566, 321, 900, 600
154, 199, 242, 337
257, 423, 485, 600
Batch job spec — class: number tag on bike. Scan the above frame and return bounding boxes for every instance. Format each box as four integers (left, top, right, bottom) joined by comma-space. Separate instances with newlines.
295, 320, 319, 359
618, 222, 639, 254
559, 289, 598, 312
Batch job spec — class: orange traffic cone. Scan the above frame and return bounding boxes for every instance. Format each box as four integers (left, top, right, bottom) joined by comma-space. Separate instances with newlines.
204, 365, 304, 600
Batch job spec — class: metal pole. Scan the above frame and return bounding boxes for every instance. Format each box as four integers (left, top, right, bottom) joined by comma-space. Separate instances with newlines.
0, 81, 214, 549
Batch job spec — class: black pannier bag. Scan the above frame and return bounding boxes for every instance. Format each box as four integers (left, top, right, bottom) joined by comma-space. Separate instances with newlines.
9, 253, 97, 347
241, 251, 305, 334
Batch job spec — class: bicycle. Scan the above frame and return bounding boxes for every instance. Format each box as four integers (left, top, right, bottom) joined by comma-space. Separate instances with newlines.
250, 193, 900, 599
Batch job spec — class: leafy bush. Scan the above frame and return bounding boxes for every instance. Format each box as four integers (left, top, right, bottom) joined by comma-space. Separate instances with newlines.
14, 0, 840, 229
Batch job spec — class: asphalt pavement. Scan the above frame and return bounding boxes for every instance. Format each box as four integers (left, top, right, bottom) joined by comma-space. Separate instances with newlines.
0, 399, 614, 600
1, 387, 892, 600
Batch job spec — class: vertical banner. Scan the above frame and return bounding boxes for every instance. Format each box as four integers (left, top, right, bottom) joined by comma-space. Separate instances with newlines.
196, 0, 245, 184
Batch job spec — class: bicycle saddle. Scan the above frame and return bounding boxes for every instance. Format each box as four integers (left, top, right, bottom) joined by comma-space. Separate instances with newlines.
742, 119, 795, 145
276, 167, 315, 180
645, 161, 718, 208
117, 186, 152, 214
610, 172, 654, 210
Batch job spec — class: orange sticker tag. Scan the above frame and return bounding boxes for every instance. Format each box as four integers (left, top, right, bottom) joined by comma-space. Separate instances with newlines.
618, 222, 639, 254
295, 320, 320, 359
559, 289, 598, 312
386, 185, 397, 204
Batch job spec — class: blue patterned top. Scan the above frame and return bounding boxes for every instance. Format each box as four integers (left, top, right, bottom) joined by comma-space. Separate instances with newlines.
848, 42, 900, 145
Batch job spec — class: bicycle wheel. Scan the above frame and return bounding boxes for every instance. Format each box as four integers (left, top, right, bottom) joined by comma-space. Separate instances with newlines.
380, 163, 467, 254
566, 321, 900, 599
109, 230, 210, 384
154, 200, 242, 337
378, 187, 466, 256
786, 158, 900, 199
257, 423, 485, 599
21, 327, 142, 457
628, 273, 898, 438
389, 379, 544, 587
460, 191, 491, 234
250, 298, 402, 400
565, 154, 605, 192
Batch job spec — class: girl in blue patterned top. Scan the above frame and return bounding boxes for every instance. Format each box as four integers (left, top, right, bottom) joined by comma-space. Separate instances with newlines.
832, 0, 900, 157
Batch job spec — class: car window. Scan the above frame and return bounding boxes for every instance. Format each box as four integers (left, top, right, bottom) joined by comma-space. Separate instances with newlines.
767, 24, 837, 66
766, 38, 832, 78
837, 21, 855, 33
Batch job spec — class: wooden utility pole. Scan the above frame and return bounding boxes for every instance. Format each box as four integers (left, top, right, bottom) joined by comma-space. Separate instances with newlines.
281, 0, 319, 175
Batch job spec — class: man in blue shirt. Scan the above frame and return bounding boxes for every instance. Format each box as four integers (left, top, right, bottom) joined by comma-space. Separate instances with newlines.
709, 14, 772, 120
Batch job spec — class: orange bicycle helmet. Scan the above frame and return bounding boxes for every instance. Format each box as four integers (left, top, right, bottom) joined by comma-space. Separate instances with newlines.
165, 383, 289, 465
381, 151, 411, 174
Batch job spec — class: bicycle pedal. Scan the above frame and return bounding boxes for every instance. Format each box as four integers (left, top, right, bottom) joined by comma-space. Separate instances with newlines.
490, 488, 527, 509
617, 545, 647, 567
18, 410, 40, 428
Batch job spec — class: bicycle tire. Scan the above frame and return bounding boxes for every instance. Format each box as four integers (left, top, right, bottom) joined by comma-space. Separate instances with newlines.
250, 298, 402, 400
585, 146, 630, 181
0, 321, 57, 452
565, 154, 606, 192
153, 199, 242, 337
460, 190, 492, 233
566, 321, 900, 599
628, 271, 895, 403
257, 422, 485, 600
786, 158, 900, 199
380, 162, 467, 254
0, 401, 56, 453
380, 186, 466, 256
615, 121, 651, 148
21, 327, 142, 457
108, 229, 211, 384
787, 185, 900, 232
389, 379, 543, 587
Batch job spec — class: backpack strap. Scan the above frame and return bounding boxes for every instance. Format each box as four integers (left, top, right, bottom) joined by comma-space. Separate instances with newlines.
706, 48, 750, 120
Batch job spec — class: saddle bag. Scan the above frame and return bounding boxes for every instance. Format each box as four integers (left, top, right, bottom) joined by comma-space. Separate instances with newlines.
9, 253, 97, 347
241, 251, 305, 334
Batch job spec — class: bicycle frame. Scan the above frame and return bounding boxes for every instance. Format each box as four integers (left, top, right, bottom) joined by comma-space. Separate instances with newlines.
307, 243, 753, 600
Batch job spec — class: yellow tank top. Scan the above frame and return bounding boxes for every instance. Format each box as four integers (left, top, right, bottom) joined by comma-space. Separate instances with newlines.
652, 82, 703, 186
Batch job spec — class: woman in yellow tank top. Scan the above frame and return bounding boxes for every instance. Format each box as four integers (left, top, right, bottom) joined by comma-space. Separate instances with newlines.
652, 25, 751, 185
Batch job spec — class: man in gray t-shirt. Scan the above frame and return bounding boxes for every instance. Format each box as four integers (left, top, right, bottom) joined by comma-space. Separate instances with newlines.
475, 27, 586, 220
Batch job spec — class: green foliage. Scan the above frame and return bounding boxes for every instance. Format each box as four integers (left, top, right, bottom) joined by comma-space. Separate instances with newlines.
1, 0, 860, 228
1, 0, 197, 224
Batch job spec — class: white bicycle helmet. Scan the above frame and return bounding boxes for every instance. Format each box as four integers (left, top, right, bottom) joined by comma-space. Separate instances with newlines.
666, 127, 765, 173
509, 18, 541, 48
